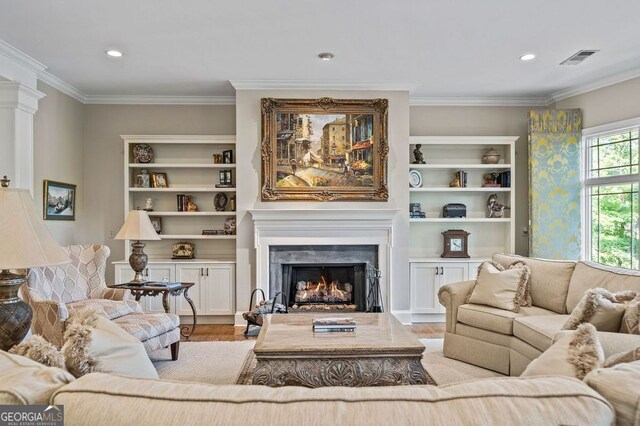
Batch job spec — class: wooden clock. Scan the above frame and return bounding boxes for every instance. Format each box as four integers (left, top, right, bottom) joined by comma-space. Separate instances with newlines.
442, 229, 470, 258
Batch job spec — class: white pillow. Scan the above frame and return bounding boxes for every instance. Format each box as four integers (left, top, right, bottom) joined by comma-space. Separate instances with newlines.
62, 311, 158, 379
468, 261, 530, 312
522, 323, 604, 380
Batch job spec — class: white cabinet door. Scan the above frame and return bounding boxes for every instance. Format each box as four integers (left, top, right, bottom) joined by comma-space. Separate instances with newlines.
467, 262, 482, 280
440, 262, 469, 314
202, 264, 235, 315
410, 262, 441, 314
175, 264, 206, 316
115, 264, 134, 284
143, 264, 176, 313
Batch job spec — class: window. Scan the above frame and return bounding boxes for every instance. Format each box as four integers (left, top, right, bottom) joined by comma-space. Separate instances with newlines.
584, 124, 640, 269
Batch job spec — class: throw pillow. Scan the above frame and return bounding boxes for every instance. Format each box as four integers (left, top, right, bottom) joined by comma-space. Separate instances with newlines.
583, 360, 640, 426
521, 323, 604, 380
562, 288, 636, 332
62, 310, 158, 379
467, 261, 531, 312
620, 295, 640, 334
0, 350, 74, 405
9, 335, 65, 369
603, 347, 640, 368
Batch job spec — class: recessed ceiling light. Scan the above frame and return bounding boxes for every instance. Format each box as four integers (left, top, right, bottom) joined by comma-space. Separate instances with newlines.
318, 52, 334, 61
520, 53, 536, 61
106, 50, 123, 58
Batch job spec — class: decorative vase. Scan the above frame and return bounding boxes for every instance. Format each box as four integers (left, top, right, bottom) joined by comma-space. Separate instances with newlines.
482, 147, 501, 164
0, 271, 33, 351
136, 169, 151, 188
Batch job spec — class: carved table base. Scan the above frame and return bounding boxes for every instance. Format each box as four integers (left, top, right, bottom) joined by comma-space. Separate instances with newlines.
252, 356, 428, 387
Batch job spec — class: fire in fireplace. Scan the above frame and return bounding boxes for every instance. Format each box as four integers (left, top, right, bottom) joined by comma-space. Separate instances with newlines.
283, 263, 367, 312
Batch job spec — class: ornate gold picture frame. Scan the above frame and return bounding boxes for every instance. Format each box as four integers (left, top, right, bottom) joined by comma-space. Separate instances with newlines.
261, 97, 388, 201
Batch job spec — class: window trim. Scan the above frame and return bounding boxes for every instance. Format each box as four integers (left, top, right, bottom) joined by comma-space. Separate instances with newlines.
581, 116, 640, 265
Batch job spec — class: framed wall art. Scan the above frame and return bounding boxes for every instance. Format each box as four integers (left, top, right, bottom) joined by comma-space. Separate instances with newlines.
43, 180, 76, 220
260, 97, 389, 201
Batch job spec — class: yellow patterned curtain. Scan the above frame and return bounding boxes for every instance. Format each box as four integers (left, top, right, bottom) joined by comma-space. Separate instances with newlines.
528, 110, 582, 260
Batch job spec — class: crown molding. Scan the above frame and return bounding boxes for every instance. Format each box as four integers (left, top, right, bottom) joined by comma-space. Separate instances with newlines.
545, 66, 640, 105
409, 96, 548, 107
0, 81, 46, 114
230, 80, 411, 91
38, 70, 88, 103
83, 95, 236, 105
0, 39, 46, 74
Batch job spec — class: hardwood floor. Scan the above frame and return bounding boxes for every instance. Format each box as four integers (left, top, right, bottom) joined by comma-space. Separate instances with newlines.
182, 323, 445, 342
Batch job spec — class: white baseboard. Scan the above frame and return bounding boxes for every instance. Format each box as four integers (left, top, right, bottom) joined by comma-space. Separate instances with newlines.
178, 315, 235, 325
391, 310, 413, 325
410, 313, 446, 323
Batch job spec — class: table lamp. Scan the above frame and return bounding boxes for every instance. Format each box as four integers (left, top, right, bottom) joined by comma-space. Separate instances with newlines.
115, 210, 161, 284
0, 176, 70, 350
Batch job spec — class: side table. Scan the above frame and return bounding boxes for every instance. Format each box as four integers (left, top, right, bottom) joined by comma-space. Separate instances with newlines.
108, 282, 197, 339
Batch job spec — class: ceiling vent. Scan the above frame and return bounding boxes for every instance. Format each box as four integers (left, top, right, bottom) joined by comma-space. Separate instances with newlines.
560, 50, 599, 65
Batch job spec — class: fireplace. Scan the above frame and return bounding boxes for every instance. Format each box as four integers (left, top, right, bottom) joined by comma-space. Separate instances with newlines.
282, 263, 367, 311
269, 245, 379, 312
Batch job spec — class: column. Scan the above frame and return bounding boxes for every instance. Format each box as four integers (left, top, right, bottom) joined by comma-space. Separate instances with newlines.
0, 81, 44, 193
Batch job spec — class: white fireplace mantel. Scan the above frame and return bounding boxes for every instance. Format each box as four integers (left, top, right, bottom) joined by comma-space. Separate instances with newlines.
249, 209, 399, 312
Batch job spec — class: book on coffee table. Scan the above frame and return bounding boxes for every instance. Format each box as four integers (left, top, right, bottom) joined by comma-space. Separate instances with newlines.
312, 317, 356, 332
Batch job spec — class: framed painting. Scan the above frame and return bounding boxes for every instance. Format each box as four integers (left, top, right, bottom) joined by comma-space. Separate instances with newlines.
43, 180, 76, 220
261, 97, 388, 201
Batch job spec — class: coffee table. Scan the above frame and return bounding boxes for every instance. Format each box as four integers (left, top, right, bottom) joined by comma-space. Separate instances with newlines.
252, 313, 429, 387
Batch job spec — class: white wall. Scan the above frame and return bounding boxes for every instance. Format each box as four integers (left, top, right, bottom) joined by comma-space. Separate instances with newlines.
410, 105, 532, 256
33, 81, 85, 244
235, 90, 410, 317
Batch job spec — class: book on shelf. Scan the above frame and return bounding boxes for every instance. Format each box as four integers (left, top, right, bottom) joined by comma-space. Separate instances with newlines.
497, 171, 511, 188
455, 170, 468, 188
215, 184, 235, 188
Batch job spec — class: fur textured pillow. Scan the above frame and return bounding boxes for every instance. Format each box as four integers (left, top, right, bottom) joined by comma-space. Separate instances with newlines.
62, 310, 104, 377
562, 288, 637, 332
62, 309, 158, 379
467, 261, 531, 312
522, 323, 604, 380
9, 335, 65, 369
604, 347, 640, 368
620, 295, 640, 334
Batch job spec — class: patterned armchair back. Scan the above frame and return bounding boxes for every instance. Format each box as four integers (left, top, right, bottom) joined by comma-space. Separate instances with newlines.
25, 245, 111, 303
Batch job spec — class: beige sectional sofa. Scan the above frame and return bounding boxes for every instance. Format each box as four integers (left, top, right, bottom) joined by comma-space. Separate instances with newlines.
439, 253, 640, 375
0, 349, 615, 425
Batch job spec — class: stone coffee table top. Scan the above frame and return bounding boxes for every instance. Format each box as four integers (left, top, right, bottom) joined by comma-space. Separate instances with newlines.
254, 313, 425, 357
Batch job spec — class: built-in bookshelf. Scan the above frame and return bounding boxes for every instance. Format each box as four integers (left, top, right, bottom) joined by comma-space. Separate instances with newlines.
408, 136, 518, 321
122, 135, 237, 261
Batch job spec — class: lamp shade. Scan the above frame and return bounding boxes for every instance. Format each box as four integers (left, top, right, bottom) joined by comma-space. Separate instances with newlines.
115, 210, 161, 241
0, 187, 70, 269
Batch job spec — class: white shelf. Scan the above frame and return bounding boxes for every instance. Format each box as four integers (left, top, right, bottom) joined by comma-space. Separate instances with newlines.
410, 164, 511, 170
113, 259, 236, 264
129, 163, 236, 168
410, 218, 511, 223
159, 234, 236, 240
129, 187, 236, 192
410, 187, 510, 192
121, 135, 235, 145
410, 257, 491, 263
147, 211, 236, 216
409, 136, 517, 145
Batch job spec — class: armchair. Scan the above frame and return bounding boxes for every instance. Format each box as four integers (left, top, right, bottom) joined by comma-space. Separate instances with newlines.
23, 245, 181, 359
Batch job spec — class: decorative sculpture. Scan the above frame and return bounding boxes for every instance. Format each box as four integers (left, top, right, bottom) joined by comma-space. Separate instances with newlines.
412, 144, 426, 164
487, 193, 510, 218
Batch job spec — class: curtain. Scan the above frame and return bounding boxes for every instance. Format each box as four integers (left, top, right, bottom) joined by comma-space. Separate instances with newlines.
528, 109, 582, 260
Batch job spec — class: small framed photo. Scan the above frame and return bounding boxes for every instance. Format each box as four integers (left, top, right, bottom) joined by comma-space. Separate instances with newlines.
149, 216, 162, 234
222, 150, 233, 164
225, 170, 232, 185
44, 180, 76, 221
151, 172, 168, 188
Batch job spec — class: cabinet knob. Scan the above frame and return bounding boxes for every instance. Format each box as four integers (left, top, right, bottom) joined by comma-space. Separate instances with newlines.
440, 267, 444, 275
435, 267, 439, 275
